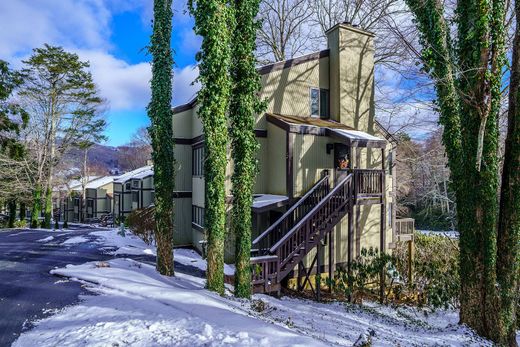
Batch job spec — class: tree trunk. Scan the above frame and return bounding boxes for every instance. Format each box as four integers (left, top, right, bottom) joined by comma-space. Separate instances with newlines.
30, 185, 42, 228
149, 0, 175, 276
19, 202, 26, 221
496, 3, 520, 344
8, 200, 16, 228
189, 0, 232, 294
230, 0, 263, 298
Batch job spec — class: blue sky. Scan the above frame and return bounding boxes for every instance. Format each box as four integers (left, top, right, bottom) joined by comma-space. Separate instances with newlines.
0, 0, 201, 146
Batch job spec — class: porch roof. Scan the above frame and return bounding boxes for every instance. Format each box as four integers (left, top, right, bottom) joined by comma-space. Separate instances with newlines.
266, 113, 387, 148
252, 194, 289, 213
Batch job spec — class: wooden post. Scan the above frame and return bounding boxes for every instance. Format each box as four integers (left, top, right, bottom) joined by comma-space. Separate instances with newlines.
328, 230, 334, 293
407, 239, 415, 285
316, 243, 322, 301
379, 148, 386, 304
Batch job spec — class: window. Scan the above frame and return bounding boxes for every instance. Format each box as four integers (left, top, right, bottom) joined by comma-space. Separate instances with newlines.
132, 180, 139, 188
125, 182, 131, 190
132, 191, 139, 203
310, 88, 330, 118
192, 205, 205, 228
192, 146, 205, 176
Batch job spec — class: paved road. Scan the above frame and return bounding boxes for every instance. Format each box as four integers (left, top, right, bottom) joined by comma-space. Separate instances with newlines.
0, 226, 114, 346
0, 225, 205, 347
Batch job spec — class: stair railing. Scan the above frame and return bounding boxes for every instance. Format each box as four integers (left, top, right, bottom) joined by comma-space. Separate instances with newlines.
270, 174, 353, 278
252, 174, 330, 254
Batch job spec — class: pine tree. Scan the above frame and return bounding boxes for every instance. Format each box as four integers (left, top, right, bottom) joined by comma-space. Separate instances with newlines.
229, 0, 264, 298
148, 0, 175, 276
189, 0, 232, 294
20, 45, 104, 229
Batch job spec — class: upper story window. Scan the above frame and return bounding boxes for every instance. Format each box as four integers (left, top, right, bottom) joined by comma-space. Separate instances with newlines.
132, 180, 139, 188
125, 182, 131, 190
192, 145, 205, 177
310, 88, 330, 119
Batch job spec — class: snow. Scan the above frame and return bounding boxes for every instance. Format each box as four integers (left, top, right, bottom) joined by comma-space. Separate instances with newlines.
83, 176, 116, 189
61, 236, 88, 245
37, 236, 54, 243
252, 194, 289, 210
90, 228, 235, 275
113, 165, 153, 183
14, 258, 320, 347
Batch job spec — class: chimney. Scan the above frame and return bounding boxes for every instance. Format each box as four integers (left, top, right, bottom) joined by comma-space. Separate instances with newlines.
326, 23, 375, 132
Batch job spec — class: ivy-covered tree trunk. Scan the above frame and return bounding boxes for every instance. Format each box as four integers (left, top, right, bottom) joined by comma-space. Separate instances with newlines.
8, 200, 16, 228
405, 0, 515, 343
189, 0, 232, 294
148, 0, 175, 276
30, 185, 41, 228
43, 186, 52, 228
497, 2, 520, 344
229, 0, 264, 298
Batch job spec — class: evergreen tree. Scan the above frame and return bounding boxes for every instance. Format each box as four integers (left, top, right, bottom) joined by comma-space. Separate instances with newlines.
229, 0, 264, 298
405, 0, 519, 343
189, 0, 232, 294
148, 0, 175, 276
20, 45, 104, 229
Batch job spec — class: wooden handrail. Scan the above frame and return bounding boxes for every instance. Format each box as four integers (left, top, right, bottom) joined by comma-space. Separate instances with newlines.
252, 174, 330, 248
269, 174, 353, 253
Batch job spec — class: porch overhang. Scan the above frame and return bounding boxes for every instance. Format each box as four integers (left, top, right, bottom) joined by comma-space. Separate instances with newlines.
252, 194, 289, 213
266, 113, 386, 148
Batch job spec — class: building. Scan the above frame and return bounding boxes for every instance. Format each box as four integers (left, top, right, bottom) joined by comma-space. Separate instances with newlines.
112, 165, 154, 221
171, 23, 403, 294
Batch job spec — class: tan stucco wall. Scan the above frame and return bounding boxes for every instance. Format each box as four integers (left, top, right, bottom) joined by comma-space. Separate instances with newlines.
292, 133, 334, 197
266, 123, 286, 195
257, 57, 329, 129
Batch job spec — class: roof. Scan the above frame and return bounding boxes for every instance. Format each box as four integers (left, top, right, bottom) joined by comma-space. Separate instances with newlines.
84, 176, 116, 189
172, 50, 330, 114
114, 165, 153, 183
252, 194, 289, 213
267, 113, 386, 148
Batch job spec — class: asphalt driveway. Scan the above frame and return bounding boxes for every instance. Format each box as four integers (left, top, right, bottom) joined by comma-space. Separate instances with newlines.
0, 225, 205, 347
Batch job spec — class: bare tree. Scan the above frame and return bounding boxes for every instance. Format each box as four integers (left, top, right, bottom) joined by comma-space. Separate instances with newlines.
257, 0, 315, 63
117, 126, 152, 171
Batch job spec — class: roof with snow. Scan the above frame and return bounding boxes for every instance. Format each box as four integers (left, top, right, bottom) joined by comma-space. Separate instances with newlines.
114, 165, 153, 183
84, 176, 117, 189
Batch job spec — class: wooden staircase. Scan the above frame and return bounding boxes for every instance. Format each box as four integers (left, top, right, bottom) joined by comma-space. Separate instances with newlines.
250, 169, 384, 296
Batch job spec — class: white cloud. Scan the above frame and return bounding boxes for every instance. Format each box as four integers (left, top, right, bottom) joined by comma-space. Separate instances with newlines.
173, 65, 200, 105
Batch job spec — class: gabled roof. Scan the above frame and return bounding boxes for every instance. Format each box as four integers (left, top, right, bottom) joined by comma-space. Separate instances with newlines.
114, 165, 153, 184
172, 50, 331, 114
84, 176, 116, 189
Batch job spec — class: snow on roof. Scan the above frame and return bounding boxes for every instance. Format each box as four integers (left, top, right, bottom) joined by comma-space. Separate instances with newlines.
330, 128, 384, 142
63, 176, 100, 192
114, 165, 153, 183
84, 176, 116, 189
252, 194, 289, 211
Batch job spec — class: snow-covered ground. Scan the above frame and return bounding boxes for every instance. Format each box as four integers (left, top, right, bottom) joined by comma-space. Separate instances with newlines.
14, 227, 508, 346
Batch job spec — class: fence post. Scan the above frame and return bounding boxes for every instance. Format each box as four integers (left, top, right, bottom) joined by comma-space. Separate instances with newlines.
407, 239, 414, 285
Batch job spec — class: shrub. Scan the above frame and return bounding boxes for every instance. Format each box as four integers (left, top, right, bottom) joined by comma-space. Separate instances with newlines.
126, 207, 155, 245
328, 247, 399, 304
393, 233, 459, 309
63, 220, 68, 229
14, 219, 27, 228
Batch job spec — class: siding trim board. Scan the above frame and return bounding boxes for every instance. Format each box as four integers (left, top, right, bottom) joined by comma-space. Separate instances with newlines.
174, 131, 266, 146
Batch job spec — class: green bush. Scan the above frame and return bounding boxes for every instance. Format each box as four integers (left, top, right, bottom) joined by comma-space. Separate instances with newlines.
126, 207, 155, 245
14, 219, 27, 228
328, 234, 459, 310
328, 247, 399, 304
394, 233, 459, 309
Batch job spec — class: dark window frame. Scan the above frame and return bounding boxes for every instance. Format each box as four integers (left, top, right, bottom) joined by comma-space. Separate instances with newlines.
310, 87, 330, 119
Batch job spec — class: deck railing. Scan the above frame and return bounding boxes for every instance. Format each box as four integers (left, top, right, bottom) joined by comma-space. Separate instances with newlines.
353, 169, 385, 199
251, 175, 330, 255
395, 218, 415, 236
